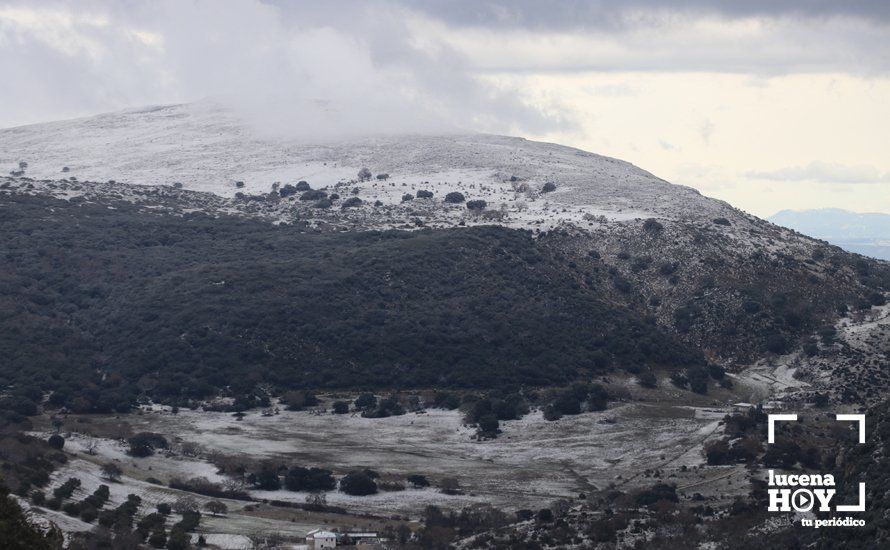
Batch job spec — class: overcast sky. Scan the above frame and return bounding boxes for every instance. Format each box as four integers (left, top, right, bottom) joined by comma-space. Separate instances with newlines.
1, 0, 889, 217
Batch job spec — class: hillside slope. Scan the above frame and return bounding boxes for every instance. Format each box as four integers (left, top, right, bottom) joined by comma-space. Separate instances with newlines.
0, 192, 706, 412
1, 102, 888, 374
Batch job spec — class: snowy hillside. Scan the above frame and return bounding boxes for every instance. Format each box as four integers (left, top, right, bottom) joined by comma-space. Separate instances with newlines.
0, 102, 736, 227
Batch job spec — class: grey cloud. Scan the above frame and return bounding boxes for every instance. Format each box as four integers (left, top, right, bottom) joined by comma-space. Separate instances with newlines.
396, 1, 890, 30
0, 0, 569, 135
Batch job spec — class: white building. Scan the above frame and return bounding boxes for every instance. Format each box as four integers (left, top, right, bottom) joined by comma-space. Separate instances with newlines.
306, 529, 338, 549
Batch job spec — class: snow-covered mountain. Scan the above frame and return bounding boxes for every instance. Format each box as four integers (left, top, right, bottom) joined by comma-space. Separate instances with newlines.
2, 102, 887, 369
0, 101, 733, 228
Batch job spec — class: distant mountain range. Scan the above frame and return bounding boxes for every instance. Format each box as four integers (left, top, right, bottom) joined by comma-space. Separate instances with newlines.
769, 208, 890, 260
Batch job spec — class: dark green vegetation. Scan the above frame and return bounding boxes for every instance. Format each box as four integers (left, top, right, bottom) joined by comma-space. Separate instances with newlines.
0, 193, 704, 413
563, 216, 890, 363
0, 482, 61, 550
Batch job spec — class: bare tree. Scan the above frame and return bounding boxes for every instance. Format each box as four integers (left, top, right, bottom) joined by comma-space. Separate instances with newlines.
439, 477, 461, 495
179, 441, 200, 458
101, 463, 122, 482
205, 500, 228, 516
172, 496, 199, 514
84, 437, 98, 456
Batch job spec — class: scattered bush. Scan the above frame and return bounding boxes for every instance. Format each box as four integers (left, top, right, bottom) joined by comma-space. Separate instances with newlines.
642, 218, 664, 233
407, 474, 429, 488
444, 192, 465, 204
285, 467, 336, 492
638, 371, 657, 388
127, 433, 168, 457
340, 471, 378, 496
204, 500, 227, 516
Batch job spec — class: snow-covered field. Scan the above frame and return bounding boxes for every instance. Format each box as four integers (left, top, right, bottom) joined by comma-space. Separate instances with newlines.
22, 388, 759, 548
44, 399, 732, 516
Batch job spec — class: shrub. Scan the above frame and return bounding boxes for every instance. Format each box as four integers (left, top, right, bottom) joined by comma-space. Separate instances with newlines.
638, 371, 657, 388
127, 433, 168, 457
167, 527, 190, 550
340, 471, 378, 496
251, 468, 281, 491
332, 401, 350, 414
362, 394, 404, 418
47, 434, 64, 450
670, 372, 688, 389
1, 396, 38, 416
52, 477, 81, 500
285, 467, 335, 492
137, 512, 165, 537
205, 500, 227, 516
551, 392, 582, 416
354, 393, 377, 410
62, 501, 81, 516
477, 414, 500, 437
766, 333, 790, 354
283, 390, 318, 411
642, 218, 663, 233
444, 192, 465, 204
713, 218, 731, 226
299, 190, 327, 201
416, 190, 434, 198
466, 200, 487, 211
439, 477, 461, 495
101, 463, 122, 481
705, 440, 730, 465
295, 181, 311, 191
80, 506, 98, 523
541, 182, 557, 193
401, 193, 413, 202
707, 364, 725, 380
358, 168, 372, 182
172, 496, 198, 515
148, 526, 166, 548
686, 366, 710, 394
407, 474, 429, 488
313, 199, 332, 209
635, 483, 678, 506
341, 197, 363, 209
378, 481, 405, 492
